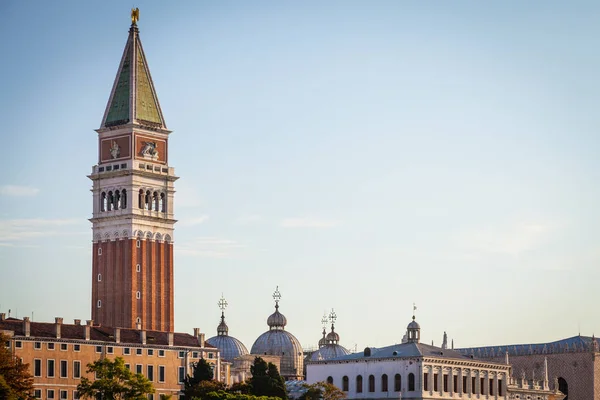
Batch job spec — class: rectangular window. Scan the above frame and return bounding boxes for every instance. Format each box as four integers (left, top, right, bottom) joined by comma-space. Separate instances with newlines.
107, 346, 114, 354
125, 363, 131, 370
178, 351, 185, 358
34, 359, 42, 377
159, 366, 165, 382
443, 374, 448, 392
34, 389, 41, 398
73, 361, 81, 379
480, 378, 485, 395
136, 348, 143, 355
60, 360, 68, 378
148, 395, 154, 400
48, 359, 55, 378
136, 364, 143, 375
463, 376, 467, 394
158, 350, 165, 357
47, 390, 55, 399
472, 377, 476, 394
15, 341, 22, 348
453, 375, 458, 393
124, 347, 131, 355
95, 346, 102, 353
147, 349, 154, 356
60, 390, 68, 400
192, 351, 199, 358
208, 353, 214, 359
490, 379, 494, 396
48, 342, 55, 350
34, 342, 41, 350
147, 365, 154, 381
433, 374, 438, 392
74, 344, 80, 352
423, 373, 428, 391
498, 379, 503, 396
61, 343, 68, 351
73, 391, 80, 400
178, 366, 185, 383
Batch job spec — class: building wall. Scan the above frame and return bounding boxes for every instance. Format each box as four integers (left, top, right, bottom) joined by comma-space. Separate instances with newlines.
479, 352, 595, 400
7, 336, 219, 400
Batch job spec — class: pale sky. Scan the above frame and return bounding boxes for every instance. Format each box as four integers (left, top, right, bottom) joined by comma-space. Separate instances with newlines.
1, 1, 600, 353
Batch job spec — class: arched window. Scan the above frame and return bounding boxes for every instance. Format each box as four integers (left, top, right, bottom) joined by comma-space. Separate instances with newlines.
114, 190, 120, 209
408, 373, 415, 391
107, 192, 113, 211
100, 192, 106, 212
121, 189, 127, 209
160, 192, 166, 212
327, 376, 333, 385
97, 274, 102, 282
145, 191, 151, 210
368, 375, 375, 392
381, 374, 388, 392
558, 378, 568, 400
136, 291, 141, 299
153, 191, 159, 211
356, 375, 363, 393
138, 189, 144, 209
97, 300, 101, 308
136, 264, 141, 272
342, 376, 349, 392
394, 374, 401, 391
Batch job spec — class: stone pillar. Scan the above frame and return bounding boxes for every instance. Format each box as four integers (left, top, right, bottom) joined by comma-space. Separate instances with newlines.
449, 367, 454, 394
429, 368, 434, 392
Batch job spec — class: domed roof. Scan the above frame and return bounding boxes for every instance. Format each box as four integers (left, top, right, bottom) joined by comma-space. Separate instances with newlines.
326, 330, 340, 343
251, 286, 303, 380
207, 334, 249, 361
267, 307, 287, 329
407, 319, 420, 329
251, 329, 304, 380
309, 343, 350, 361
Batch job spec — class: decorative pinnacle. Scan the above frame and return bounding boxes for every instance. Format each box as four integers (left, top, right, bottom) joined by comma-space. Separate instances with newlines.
218, 294, 228, 312
329, 308, 337, 325
273, 286, 281, 309
321, 312, 328, 330
131, 8, 140, 26
412, 303, 417, 320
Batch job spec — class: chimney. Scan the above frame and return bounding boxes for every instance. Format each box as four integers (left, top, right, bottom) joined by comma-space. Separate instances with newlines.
199, 333, 205, 348
23, 317, 30, 337
140, 330, 146, 345
84, 320, 93, 341
193, 327, 200, 337
55, 317, 63, 339
0, 313, 5, 321
74, 319, 81, 326
114, 328, 121, 344
168, 332, 174, 347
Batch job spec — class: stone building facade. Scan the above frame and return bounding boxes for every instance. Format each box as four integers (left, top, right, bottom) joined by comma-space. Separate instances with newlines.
1, 315, 225, 399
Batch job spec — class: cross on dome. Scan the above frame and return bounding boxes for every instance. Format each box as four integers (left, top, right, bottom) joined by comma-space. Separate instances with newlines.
329, 309, 337, 325
218, 294, 228, 312
273, 286, 282, 308
321, 312, 328, 330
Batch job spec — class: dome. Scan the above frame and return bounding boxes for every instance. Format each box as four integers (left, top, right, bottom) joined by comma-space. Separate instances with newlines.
217, 318, 229, 336
309, 343, 350, 361
407, 320, 420, 330
251, 329, 304, 380
267, 307, 287, 329
326, 330, 340, 343
207, 335, 249, 361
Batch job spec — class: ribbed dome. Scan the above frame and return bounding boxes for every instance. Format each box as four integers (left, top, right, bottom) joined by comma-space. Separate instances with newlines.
407, 320, 420, 330
217, 313, 229, 336
310, 343, 350, 361
207, 335, 249, 361
267, 306, 287, 329
251, 329, 304, 380
326, 330, 340, 343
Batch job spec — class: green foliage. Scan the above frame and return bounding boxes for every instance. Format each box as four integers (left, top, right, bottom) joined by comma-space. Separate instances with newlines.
197, 390, 282, 400
183, 359, 222, 400
248, 357, 287, 400
0, 333, 34, 400
227, 381, 252, 395
76, 357, 154, 400
299, 382, 345, 400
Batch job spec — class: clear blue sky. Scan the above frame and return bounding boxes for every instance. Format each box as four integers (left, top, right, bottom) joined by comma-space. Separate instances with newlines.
1, 1, 599, 351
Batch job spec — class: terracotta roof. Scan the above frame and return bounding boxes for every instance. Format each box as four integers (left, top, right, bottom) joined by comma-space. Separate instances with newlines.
0, 318, 214, 349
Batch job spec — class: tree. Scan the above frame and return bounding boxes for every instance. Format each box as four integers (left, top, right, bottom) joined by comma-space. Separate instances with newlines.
76, 357, 154, 400
183, 358, 224, 400
248, 357, 287, 400
299, 382, 345, 400
0, 333, 34, 400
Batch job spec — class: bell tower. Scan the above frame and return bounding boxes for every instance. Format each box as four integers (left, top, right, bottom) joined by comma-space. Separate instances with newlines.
88, 11, 178, 332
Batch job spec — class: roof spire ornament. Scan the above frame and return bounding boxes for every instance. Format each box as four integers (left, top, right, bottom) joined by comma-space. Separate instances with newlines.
216, 294, 229, 336
267, 286, 287, 330
406, 303, 421, 344
273, 286, 281, 309
131, 8, 140, 26
318, 312, 328, 348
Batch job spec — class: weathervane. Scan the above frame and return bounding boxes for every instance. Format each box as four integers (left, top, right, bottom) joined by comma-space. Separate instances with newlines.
413, 303, 417, 320
273, 286, 281, 308
131, 8, 140, 25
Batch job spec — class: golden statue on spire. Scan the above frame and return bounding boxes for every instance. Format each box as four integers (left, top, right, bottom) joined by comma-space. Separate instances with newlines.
131, 8, 140, 25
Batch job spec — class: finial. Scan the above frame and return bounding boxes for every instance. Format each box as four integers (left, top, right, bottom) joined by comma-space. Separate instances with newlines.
412, 303, 417, 320
273, 286, 281, 309
329, 308, 337, 326
131, 8, 140, 26
218, 294, 228, 312
321, 312, 328, 330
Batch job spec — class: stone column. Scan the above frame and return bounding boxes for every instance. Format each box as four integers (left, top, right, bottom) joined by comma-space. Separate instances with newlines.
449, 367, 453, 394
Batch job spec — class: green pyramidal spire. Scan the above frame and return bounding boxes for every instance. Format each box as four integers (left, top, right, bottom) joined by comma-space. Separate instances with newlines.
101, 19, 166, 129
